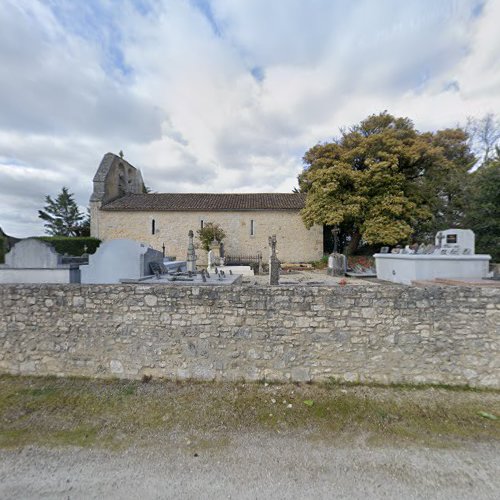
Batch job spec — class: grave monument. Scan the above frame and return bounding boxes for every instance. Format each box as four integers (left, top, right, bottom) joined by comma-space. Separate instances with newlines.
81, 239, 164, 284
374, 229, 491, 285
269, 234, 280, 285
0, 238, 80, 283
327, 225, 347, 276
186, 230, 197, 273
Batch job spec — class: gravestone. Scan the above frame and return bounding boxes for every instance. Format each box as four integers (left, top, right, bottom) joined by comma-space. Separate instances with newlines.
186, 230, 197, 273
268, 235, 280, 285
0, 238, 80, 283
81, 239, 163, 284
327, 253, 346, 276
435, 229, 475, 254
5, 238, 61, 268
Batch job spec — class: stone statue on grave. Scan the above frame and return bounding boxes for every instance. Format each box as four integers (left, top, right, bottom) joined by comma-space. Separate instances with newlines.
186, 230, 197, 273
268, 234, 280, 285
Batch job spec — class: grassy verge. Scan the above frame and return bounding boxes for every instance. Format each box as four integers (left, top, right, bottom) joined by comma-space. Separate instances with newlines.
0, 375, 498, 450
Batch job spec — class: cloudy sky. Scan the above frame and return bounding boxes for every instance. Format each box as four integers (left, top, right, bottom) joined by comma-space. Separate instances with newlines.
1, 0, 499, 237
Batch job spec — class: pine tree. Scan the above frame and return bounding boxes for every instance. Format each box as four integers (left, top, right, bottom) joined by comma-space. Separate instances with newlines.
38, 187, 85, 236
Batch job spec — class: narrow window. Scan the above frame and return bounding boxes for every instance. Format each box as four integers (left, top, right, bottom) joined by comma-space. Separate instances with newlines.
152, 219, 156, 235
250, 219, 255, 236
201, 220, 204, 229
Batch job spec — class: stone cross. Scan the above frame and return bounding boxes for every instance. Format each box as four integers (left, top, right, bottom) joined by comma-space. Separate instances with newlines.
268, 234, 280, 285
331, 225, 340, 254
186, 230, 197, 273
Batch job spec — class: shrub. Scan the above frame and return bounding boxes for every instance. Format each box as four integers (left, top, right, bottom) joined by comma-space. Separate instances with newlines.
196, 223, 226, 252
311, 255, 329, 269
36, 237, 101, 256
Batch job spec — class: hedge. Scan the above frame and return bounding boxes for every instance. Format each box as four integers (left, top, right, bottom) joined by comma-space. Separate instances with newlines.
36, 237, 101, 256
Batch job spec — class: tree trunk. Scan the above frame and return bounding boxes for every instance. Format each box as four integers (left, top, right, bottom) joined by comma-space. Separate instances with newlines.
346, 230, 361, 255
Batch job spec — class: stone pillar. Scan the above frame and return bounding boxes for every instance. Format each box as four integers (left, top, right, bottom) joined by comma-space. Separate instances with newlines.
186, 230, 197, 273
268, 235, 280, 285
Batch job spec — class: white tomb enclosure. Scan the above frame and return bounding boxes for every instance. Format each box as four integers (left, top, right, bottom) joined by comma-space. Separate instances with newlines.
0, 238, 80, 284
80, 239, 163, 284
374, 229, 491, 285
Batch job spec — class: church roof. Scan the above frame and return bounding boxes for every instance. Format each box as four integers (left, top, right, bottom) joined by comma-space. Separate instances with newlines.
101, 193, 306, 211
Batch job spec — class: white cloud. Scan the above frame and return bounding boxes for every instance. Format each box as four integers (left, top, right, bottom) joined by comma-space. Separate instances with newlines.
0, 0, 498, 237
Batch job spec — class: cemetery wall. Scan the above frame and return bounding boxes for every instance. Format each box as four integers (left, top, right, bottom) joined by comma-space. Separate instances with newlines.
0, 284, 498, 388
93, 209, 323, 263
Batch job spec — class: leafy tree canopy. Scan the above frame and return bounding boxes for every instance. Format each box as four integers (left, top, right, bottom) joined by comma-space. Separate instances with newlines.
196, 223, 226, 252
299, 112, 474, 252
38, 187, 86, 237
464, 159, 500, 261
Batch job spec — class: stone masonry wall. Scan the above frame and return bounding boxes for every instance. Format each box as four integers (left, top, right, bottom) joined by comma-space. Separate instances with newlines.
93, 210, 324, 263
0, 284, 498, 388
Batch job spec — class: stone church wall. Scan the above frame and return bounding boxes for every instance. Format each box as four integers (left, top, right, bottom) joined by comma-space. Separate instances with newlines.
93, 210, 323, 263
0, 284, 498, 388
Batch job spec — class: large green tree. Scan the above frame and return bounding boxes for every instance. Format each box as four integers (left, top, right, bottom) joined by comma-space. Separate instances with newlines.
299, 112, 473, 253
464, 158, 500, 261
415, 128, 476, 239
38, 187, 85, 237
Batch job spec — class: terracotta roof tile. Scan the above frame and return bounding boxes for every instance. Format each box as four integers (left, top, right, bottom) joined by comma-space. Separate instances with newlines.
101, 193, 306, 211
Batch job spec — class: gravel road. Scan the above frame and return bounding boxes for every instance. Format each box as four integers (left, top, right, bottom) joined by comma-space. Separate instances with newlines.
1, 433, 498, 499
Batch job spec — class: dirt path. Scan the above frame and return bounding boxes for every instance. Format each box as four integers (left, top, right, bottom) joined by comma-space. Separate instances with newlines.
1, 376, 498, 499
1, 435, 498, 499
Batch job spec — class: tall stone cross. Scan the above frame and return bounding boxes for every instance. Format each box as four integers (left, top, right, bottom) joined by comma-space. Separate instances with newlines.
268, 234, 280, 285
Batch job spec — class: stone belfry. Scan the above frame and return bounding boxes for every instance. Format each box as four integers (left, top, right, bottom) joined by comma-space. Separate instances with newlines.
89, 153, 146, 238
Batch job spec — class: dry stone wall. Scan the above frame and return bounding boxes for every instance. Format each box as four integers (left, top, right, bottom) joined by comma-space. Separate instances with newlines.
0, 284, 498, 388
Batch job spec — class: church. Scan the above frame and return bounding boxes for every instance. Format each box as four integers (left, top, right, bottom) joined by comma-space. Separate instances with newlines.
90, 153, 323, 263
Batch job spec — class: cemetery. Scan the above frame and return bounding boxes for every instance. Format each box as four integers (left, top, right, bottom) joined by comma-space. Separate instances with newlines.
0, 219, 498, 388
0, 224, 496, 288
